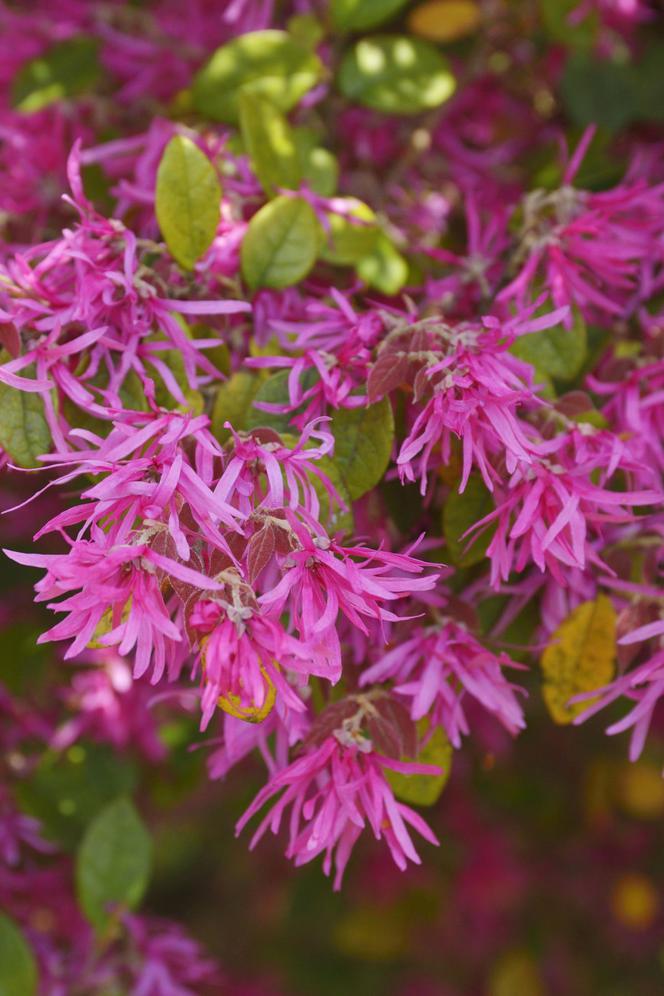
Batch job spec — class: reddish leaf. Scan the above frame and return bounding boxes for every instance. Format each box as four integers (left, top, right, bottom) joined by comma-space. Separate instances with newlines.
369, 695, 418, 758
303, 698, 359, 749
368, 351, 409, 403
0, 322, 21, 358
246, 524, 276, 583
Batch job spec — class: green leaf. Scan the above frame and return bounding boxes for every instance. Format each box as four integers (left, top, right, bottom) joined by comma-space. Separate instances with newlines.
76, 797, 152, 931
357, 231, 409, 295
560, 54, 635, 131
0, 379, 51, 468
211, 370, 262, 441
0, 915, 37, 996
386, 721, 453, 807
155, 135, 221, 270
510, 310, 587, 386
241, 195, 321, 290
310, 454, 355, 535
278, 432, 355, 535
244, 370, 296, 434
338, 35, 456, 115
192, 30, 323, 123
541, 595, 616, 724
293, 129, 339, 197
320, 199, 379, 266
287, 13, 325, 49
244, 367, 322, 434
331, 0, 411, 32
538, 0, 598, 48
12, 37, 100, 113
239, 92, 301, 196
559, 46, 664, 132
16, 743, 138, 851
331, 397, 394, 501
443, 473, 495, 568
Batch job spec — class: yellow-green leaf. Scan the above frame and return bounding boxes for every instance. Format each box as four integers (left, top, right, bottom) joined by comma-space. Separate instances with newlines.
338, 35, 456, 115
331, 0, 411, 32
0, 379, 51, 468
386, 722, 453, 807
155, 135, 221, 270
241, 195, 320, 290
192, 30, 323, 123
540, 595, 616, 724
356, 231, 409, 295
293, 129, 339, 197
320, 198, 379, 266
239, 92, 301, 196
0, 914, 37, 996
211, 371, 261, 442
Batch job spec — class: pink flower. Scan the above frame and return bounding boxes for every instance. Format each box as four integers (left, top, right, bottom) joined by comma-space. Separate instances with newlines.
5, 530, 218, 684
259, 515, 438, 679
122, 913, 222, 996
53, 652, 166, 762
190, 596, 310, 730
214, 420, 341, 520
247, 290, 386, 425
237, 734, 440, 889
574, 646, 664, 762
379, 307, 567, 494
362, 616, 526, 747
500, 138, 664, 323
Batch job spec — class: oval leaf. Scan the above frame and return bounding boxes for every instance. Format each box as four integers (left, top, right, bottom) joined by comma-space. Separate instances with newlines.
294, 129, 339, 197
339, 35, 456, 115
331, 397, 394, 501
320, 199, 379, 266
356, 231, 409, 295
0, 380, 51, 468
211, 371, 262, 442
239, 91, 301, 196
510, 310, 587, 384
540, 595, 616, 724
331, 0, 411, 31
0, 915, 37, 996
241, 195, 320, 290
443, 473, 496, 568
386, 721, 453, 807
192, 30, 323, 123
76, 796, 152, 930
155, 135, 221, 270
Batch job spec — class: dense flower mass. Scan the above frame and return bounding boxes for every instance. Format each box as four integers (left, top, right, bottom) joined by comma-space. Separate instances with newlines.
0, 0, 663, 991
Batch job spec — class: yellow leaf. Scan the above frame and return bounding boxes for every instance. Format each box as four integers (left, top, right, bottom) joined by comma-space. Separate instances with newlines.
540, 595, 616, 725
408, 0, 481, 44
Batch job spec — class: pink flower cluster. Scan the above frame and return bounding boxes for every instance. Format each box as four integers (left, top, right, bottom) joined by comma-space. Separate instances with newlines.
0, 0, 663, 925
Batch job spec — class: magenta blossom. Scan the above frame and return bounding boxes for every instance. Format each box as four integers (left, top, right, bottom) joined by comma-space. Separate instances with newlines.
362, 616, 526, 748
237, 734, 440, 889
